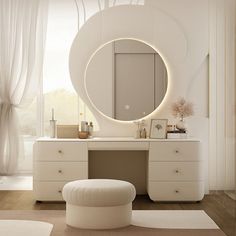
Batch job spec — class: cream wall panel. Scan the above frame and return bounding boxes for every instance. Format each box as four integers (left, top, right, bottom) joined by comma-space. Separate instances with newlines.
209, 0, 235, 190
225, 0, 235, 190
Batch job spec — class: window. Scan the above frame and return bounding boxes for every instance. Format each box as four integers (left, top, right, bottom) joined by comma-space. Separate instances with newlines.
17, 0, 79, 173
43, 0, 79, 136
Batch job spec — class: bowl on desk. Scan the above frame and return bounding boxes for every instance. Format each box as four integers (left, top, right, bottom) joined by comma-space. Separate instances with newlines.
78, 131, 89, 139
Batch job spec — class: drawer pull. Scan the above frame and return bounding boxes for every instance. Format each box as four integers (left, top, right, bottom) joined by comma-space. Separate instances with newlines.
175, 169, 180, 173
58, 190, 62, 194
175, 150, 180, 154
58, 170, 63, 174
58, 150, 63, 154
175, 190, 180, 193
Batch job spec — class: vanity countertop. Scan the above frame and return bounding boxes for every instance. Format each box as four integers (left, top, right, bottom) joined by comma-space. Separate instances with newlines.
37, 137, 200, 142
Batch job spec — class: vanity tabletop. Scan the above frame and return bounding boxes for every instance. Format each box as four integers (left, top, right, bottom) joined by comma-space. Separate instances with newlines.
37, 137, 200, 142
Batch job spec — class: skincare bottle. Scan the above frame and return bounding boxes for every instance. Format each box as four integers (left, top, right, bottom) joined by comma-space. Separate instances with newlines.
50, 108, 57, 138
81, 121, 87, 132
88, 122, 93, 137
85, 122, 89, 132
134, 120, 141, 138
135, 129, 141, 139
141, 128, 147, 139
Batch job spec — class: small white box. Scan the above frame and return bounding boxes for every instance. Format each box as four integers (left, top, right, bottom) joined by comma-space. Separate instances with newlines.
167, 133, 187, 139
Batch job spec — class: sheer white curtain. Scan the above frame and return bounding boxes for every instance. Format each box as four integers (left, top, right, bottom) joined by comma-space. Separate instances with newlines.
0, 0, 48, 175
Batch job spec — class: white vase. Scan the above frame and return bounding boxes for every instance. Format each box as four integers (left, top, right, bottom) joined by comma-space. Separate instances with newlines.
176, 117, 186, 132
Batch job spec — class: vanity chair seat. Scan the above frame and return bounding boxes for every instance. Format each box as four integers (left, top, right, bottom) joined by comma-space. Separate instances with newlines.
62, 179, 136, 229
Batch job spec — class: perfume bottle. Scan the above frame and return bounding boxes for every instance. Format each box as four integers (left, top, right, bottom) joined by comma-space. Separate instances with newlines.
88, 122, 93, 137
81, 121, 87, 132
141, 128, 147, 139
50, 108, 57, 138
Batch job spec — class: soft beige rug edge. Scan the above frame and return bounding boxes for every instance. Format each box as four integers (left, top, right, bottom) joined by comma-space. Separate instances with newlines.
0, 220, 53, 236
132, 210, 219, 229
0, 210, 226, 236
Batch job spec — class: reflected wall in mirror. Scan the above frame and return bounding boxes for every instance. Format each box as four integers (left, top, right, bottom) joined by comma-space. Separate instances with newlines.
86, 39, 168, 121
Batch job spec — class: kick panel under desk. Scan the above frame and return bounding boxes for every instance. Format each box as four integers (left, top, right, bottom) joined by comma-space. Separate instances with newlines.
33, 138, 204, 201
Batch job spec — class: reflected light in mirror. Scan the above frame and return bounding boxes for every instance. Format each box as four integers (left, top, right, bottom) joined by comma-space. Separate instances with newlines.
85, 39, 168, 122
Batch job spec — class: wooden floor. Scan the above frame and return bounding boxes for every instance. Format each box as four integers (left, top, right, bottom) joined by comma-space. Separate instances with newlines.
0, 191, 235, 236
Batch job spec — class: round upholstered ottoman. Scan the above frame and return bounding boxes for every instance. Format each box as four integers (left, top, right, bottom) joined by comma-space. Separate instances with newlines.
62, 179, 136, 229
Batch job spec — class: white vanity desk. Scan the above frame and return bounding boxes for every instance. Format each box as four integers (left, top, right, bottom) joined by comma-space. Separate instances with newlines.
33, 137, 204, 202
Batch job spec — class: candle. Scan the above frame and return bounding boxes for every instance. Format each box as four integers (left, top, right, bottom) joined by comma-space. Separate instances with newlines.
52, 108, 54, 120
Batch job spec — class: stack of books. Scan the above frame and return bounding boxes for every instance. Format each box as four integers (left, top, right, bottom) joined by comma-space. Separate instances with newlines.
167, 125, 187, 139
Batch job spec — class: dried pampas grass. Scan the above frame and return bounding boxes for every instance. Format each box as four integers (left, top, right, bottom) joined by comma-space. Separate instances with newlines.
171, 97, 194, 118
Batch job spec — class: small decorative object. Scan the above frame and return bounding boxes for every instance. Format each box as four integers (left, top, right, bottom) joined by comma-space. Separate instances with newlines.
81, 121, 87, 132
167, 124, 175, 132
88, 122, 93, 137
78, 131, 89, 139
140, 128, 147, 139
133, 119, 145, 139
57, 125, 79, 138
50, 108, 57, 138
171, 97, 194, 132
149, 119, 168, 139
167, 132, 187, 139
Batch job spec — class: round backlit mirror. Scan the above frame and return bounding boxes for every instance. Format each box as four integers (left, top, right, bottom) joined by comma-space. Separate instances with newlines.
85, 39, 168, 121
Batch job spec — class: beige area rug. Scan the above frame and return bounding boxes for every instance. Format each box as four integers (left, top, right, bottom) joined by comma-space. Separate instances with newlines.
132, 210, 219, 229
0, 210, 226, 236
0, 220, 53, 236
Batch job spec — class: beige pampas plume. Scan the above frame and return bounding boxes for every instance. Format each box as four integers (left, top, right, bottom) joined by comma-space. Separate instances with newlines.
171, 97, 194, 118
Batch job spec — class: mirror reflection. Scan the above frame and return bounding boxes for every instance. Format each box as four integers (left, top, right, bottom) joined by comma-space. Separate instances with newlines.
86, 39, 168, 121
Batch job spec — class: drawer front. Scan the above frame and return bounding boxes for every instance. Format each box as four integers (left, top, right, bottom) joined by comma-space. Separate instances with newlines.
149, 141, 201, 161
34, 162, 88, 181
88, 142, 149, 150
33, 181, 67, 201
149, 162, 204, 181
148, 181, 204, 201
35, 142, 87, 161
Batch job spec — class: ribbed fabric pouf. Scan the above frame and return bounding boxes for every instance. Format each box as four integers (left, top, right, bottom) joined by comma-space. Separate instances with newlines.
62, 179, 136, 229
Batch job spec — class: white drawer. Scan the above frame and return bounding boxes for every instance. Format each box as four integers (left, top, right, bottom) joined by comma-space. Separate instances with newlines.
88, 142, 149, 150
149, 162, 204, 181
149, 141, 201, 161
148, 181, 204, 201
33, 181, 66, 201
34, 162, 88, 181
35, 142, 87, 161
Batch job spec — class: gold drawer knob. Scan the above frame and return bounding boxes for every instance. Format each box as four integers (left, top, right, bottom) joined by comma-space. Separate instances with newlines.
175, 190, 180, 193
58, 170, 63, 174
175, 150, 179, 154
58, 190, 62, 194
175, 169, 180, 173
58, 150, 63, 154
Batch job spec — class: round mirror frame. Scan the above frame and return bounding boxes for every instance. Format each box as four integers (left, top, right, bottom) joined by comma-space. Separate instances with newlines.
84, 38, 168, 121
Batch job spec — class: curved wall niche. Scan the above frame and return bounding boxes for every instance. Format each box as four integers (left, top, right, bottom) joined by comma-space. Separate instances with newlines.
69, 5, 205, 136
